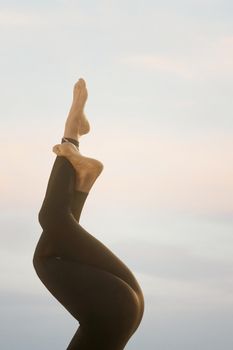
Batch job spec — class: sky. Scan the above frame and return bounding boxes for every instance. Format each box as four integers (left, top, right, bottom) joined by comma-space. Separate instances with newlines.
0, 0, 233, 349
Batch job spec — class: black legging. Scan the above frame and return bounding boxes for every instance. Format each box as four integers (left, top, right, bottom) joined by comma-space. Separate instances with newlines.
33, 139, 144, 350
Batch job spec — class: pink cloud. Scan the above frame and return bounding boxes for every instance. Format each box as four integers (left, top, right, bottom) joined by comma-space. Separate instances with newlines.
2, 127, 232, 218
120, 35, 233, 79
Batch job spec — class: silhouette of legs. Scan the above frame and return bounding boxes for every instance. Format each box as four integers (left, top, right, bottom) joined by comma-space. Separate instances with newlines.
33, 79, 144, 350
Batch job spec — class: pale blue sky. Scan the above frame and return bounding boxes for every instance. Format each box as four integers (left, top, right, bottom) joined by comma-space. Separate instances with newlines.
1, 1, 233, 349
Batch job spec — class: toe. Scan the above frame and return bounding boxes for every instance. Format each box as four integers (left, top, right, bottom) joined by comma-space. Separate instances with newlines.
79, 78, 86, 86
74, 78, 85, 89
73, 79, 86, 97
52, 145, 60, 154
80, 87, 88, 100
74, 81, 81, 91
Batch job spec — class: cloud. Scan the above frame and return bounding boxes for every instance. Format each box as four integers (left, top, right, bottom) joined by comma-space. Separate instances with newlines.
120, 54, 194, 79
120, 35, 233, 79
0, 3, 116, 30
91, 127, 233, 218
0, 7, 92, 28
1, 124, 233, 219
114, 241, 233, 286
0, 9, 46, 27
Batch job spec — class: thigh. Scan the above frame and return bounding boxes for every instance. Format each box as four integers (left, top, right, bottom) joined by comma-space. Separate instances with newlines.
66, 325, 128, 350
34, 256, 141, 349
34, 217, 143, 299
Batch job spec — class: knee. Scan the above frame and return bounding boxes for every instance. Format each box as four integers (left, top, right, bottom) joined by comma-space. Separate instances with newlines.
84, 286, 142, 348
115, 285, 145, 342
126, 280, 145, 333
38, 206, 46, 228
122, 288, 143, 335
32, 249, 45, 277
38, 201, 55, 228
109, 283, 143, 338
38, 204, 68, 229
133, 290, 145, 334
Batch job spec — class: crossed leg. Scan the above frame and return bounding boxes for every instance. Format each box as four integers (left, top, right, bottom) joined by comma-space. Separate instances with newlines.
33, 79, 144, 350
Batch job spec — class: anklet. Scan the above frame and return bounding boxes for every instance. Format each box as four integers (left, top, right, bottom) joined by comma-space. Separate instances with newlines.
61, 137, 79, 150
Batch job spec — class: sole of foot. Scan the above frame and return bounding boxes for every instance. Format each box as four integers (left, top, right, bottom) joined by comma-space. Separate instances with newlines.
73, 79, 90, 136
64, 78, 90, 139
53, 142, 104, 192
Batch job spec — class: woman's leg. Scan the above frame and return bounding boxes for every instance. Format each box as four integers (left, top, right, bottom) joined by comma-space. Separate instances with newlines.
60, 137, 89, 223
33, 79, 144, 349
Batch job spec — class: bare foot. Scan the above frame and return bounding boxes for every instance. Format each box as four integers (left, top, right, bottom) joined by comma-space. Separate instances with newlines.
53, 142, 103, 193
64, 78, 90, 140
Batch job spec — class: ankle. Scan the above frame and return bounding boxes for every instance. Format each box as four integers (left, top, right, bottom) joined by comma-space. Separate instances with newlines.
62, 137, 79, 149
75, 167, 103, 192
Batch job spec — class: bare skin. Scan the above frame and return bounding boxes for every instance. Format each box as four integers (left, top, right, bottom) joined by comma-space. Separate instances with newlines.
53, 78, 103, 193
63, 78, 90, 140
